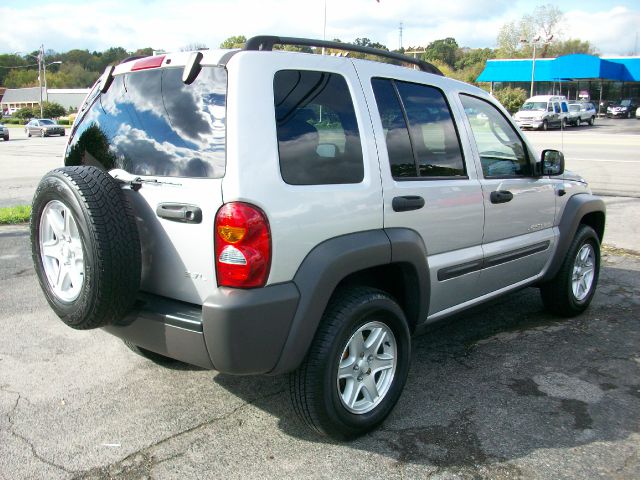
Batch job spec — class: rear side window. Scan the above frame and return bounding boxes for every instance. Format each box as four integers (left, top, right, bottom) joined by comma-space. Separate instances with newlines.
371, 78, 465, 179
273, 70, 364, 185
65, 67, 227, 178
561, 102, 568, 113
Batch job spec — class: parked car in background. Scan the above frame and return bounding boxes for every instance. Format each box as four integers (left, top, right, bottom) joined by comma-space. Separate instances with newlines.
24, 119, 66, 137
606, 99, 638, 118
1, 123, 8, 141
513, 95, 569, 130
566, 104, 582, 126
637, 106, 640, 120
568, 102, 597, 126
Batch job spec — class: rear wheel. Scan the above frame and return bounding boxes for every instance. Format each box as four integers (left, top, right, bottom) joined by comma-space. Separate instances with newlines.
541, 225, 600, 317
31, 166, 141, 329
541, 120, 548, 131
561, 118, 567, 129
290, 287, 411, 439
589, 116, 595, 126
40, 129, 46, 137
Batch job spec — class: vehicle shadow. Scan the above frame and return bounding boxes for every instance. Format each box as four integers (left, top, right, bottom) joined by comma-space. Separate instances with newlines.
214, 259, 640, 470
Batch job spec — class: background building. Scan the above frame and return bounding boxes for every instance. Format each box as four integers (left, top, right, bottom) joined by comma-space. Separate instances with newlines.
477, 54, 640, 105
1, 87, 90, 116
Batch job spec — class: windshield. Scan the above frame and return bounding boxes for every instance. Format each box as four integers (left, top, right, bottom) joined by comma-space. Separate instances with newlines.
39, 119, 55, 125
521, 102, 547, 111
569, 105, 580, 112
620, 99, 631, 107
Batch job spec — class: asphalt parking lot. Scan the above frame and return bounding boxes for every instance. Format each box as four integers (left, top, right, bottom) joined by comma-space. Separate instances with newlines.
0, 118, 639, 479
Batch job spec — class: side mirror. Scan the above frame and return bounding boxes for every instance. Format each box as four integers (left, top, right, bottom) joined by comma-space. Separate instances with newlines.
541, 149, 565, 176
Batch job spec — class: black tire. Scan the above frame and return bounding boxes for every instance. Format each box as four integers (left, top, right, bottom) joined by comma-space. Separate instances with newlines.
31, 166, 141, 329
2, 135, 8, 141
40, 129, 46, 137
61, 131, 66, 137
561, 118, 567, 129
290, 287, 411, 440
540, 225, 600, 317
123, 340, 179, 365
541, 120, 548, 131
27, 130, 32, 137
589, 116, 595, 126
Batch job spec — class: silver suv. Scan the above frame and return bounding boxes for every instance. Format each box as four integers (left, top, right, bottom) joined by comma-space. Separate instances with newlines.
30, 36, 606, 440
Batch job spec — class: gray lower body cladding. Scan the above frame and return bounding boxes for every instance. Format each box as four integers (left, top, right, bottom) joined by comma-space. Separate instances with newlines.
105, 283, 300, 373
103, 228, 429, 375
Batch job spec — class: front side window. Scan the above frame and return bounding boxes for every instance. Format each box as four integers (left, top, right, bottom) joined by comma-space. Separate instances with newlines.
273, 70, 364, 185
460, 94, 531, 178
554, 102, 561, 113
372, 78, 465, 179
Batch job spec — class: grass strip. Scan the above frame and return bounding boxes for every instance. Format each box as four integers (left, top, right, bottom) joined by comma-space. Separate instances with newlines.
0, 205, 31, 225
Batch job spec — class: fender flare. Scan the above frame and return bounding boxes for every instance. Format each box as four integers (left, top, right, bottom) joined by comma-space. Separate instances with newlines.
270, 228, 430, 374
542, 193, 605, 282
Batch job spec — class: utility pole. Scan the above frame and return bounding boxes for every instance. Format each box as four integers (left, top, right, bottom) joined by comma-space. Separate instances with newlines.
399, 22, 403, 50
37, 45, 43, 118
41, 45, 49, 104
322, 0, 327, 56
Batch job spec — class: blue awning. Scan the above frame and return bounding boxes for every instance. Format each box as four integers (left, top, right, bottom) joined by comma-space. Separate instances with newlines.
477, 54, 640, 83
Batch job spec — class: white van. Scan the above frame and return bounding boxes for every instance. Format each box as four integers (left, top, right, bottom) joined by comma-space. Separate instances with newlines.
513, 95, 569, 130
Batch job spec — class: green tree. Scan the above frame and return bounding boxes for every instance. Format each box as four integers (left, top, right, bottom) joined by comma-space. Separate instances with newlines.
220, 35, 247, 49
0, 54, 29, 85
42, 102, 66, 118
423, 37, 459, 68
132, 48, 154, 57
493, 87, 528, 114
548, 39, 597, 56
14, 107, 35, 121
3, 68, 39, 88
353, 38, 389, 50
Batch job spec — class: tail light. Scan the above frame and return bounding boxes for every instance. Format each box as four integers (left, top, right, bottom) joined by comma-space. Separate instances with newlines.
214, 202, 271, 288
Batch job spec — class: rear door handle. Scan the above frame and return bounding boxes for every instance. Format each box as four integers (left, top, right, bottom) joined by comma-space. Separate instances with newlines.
490, 190, 513, 204
392, 195, 425, 212
156, 203, 202, 223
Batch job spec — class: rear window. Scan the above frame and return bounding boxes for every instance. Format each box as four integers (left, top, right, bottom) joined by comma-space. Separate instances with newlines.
65, 66, 227, 178
273, 70, 364, 185
371, 78, 465, 179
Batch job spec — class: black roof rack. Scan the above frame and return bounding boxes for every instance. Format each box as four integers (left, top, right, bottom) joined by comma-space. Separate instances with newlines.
244, 35, 443, 76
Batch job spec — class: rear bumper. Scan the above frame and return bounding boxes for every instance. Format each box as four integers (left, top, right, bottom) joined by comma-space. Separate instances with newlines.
104, 283, 300, 374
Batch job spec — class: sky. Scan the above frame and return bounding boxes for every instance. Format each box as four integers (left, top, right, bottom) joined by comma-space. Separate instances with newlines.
1, 0, 639, 57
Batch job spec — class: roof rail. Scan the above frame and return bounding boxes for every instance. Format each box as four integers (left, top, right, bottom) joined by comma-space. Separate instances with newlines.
244, 35, 444, 76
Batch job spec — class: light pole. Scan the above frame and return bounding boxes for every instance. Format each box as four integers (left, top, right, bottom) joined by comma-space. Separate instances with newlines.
43, 60, 62, 103
520, 34, 553, 98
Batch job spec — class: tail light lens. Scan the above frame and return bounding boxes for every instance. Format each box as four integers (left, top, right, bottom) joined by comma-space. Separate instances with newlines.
214, 202, 271, 288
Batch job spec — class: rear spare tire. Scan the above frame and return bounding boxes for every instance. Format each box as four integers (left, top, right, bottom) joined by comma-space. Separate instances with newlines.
31, 166, 141, 329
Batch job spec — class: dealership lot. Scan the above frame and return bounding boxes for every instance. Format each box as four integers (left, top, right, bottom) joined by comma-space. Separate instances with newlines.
0, 118, 638, 209
0, 118, 639, 479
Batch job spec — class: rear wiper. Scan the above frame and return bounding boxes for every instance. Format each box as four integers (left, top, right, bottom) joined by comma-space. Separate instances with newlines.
111, 170, 182, 191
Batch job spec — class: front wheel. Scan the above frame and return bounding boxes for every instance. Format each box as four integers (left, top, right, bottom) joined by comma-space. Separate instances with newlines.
290, 287, 411, 439
589, 116, 595, 126
541, 120, 548, 131
541, 225, 600, 317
